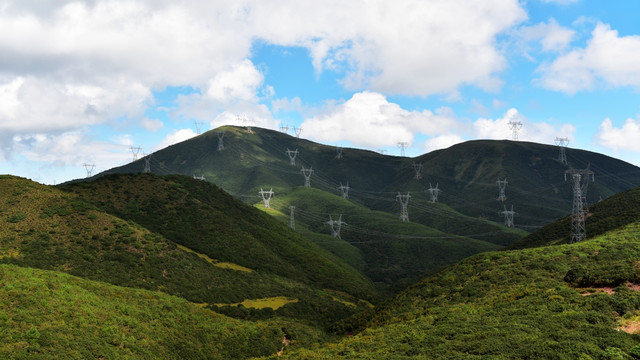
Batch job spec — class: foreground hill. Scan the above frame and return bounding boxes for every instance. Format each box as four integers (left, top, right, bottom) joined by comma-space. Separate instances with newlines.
277, 189, 640, 358
1, 175, 375, 330
0, 263, 288, 359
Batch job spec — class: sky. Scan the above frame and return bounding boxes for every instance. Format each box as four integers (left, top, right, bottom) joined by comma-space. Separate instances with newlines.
1, 0, 640, 185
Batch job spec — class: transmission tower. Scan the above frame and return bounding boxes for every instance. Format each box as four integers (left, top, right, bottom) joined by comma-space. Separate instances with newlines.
301, 167, 313, 187
326, 214, 346, 238
129, 146, 142, 161
397, 142, 408, 156
500, 205, 516, 227
336, 146, 343, 159
286, 148, 298, 166
508, 120, 522, 141
82, 163, 95, 178
565, 166, 594, 243
280, 124, 289, 134
193, 120, 204, 135
193, 174, 205, 181
497, 178, 508, 202
217, 131, 225, 151
378, 149, 387, 155
555, 137, 569, 165
427, 183, 441, 203
412, 163, 423, 180
143, 155, 151, 173
258, 188, 274, 208
396, 192, 411, 222
289, 205, 295, 230
338, 182, 350, 199
293, 126, 303, 138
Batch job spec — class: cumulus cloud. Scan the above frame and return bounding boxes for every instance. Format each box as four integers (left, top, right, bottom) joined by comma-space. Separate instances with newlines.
153, 128, 198, 152
597, 118, 640, 152
517, 18, 575, 53
424, 134, 464, 152
473, 108, 576, 143
301, 92, 460, 148
141, 118, 164, 132
536, 23, 640, 94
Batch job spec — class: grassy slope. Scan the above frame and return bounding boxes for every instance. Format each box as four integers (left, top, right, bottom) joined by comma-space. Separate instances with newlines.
0, 175, 372, 329
511, 185, 640, 249
0, 263, 289, 359
270, 187, 502, 289
279, 220, 640, 359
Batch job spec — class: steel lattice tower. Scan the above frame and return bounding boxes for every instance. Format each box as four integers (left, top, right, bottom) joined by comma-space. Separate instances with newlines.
193, 120, 203, 135
338, 182, 350, 199
500, 205, 516, 227
412, 163, 423, 179
508, 120, 522, 141
143, 155, 151, 173
397, 142, 408, 156
83, 163, 95, 178
497, 178, 508, 202
336, 146, 343, 159
396, 192, 411, 222
280, 124, 289, 134
301, 167, 313, 187
427, 183, 441, 203
217, 131, 225, 150
286, 149, 298, 166
289, 205, 295, 230
258, 188, 274, 208
293, 127, 303, 138
129, 146, 142, 161
565, 167, 594, 243
326, 214, 346, 238
555, 137, 569, 165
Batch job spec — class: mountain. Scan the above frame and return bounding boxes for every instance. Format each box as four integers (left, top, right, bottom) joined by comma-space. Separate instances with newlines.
278, 185, 640, 359
94, 126, 640, 287
1, 174, 376, 331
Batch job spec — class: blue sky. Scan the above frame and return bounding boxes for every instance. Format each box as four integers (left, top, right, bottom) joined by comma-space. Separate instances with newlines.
1, 0, 640, 184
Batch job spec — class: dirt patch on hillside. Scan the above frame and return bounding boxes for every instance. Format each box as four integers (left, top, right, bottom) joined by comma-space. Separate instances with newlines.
580, 282, 640, 296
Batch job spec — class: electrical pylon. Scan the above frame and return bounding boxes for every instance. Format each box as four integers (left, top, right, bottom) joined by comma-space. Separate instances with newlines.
397, 142, 408, 156
293, 127, 303, 138
508, 120, 522, 141
500, 205, 515, 227
326, 214, 346, 238
565, 166, 594, 243
280, 124, 289, 134
129, 146, 142, 161
143, 155, 151, 173
338, 182, 350, 199
83, 163, 95, 178
555, 137, 569, 165
412, 163, 423, 179
258, 188, 274, 208
217, 131, 225, 151
301, 167, 313, 187
289, 205, 295, 230
286, 149, 298, 166
193, 120, 204, 135
396, 192, 411, 222
336, 146, 343, 159
427, 183, 441, 203
497, 178, 508, 202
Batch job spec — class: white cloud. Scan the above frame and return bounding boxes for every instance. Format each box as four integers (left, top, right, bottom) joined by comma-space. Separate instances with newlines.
153, 128, 197, 152
141, 118, 164, 132
540, 0, 579, 4
597, 118, 640, 152
473, 108, 576, 143
517, 18, 575, 53
536, 23, 640, 94
301, 91, 459, 148
424, 134, 464, 152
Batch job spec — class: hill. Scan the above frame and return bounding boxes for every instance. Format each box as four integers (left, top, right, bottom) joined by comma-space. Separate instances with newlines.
1, 175, 375, 330
279, 211, 640, 358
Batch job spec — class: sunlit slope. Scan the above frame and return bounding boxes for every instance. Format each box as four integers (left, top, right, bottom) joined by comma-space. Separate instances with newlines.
0, 263, 286, 359
269, 186, 503, 287
281, 218, 640, 359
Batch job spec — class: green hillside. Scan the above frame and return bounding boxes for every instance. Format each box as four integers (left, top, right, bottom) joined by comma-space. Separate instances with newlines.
1, 175, 374, 330
0, 263, 291, 359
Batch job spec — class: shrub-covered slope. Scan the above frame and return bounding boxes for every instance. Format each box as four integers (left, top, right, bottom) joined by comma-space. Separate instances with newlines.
0, 263, 286, 359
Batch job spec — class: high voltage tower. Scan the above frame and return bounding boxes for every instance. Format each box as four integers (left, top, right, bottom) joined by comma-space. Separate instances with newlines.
500, 205, 516, 227
217, 131, 225, 151
289, 205, 295, 230
286, 148, 298, 165
497, 178, 508, 201
397, 142, 408, 156
336, 146, 343, 159
193, 120, 204, 135
238, 115, 253, 133
325, 214, 346, 238
301, 166, 313, 187
82, 163, 95, 178
193, 174, 206, 181
129, 146, 142, 161
338, 182, 350, 199
280, 124, 289, 134
378, 149, 387, 155
565, 166, 594, 243
427, 183, 441, 203
555, 137, 569, 165
258, 188, 274, 208
143, 155, 151, 173
412, 162, 423, 179
293, 126, 303, 138
396, 192, 411, 222
508, 119, 522, 141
